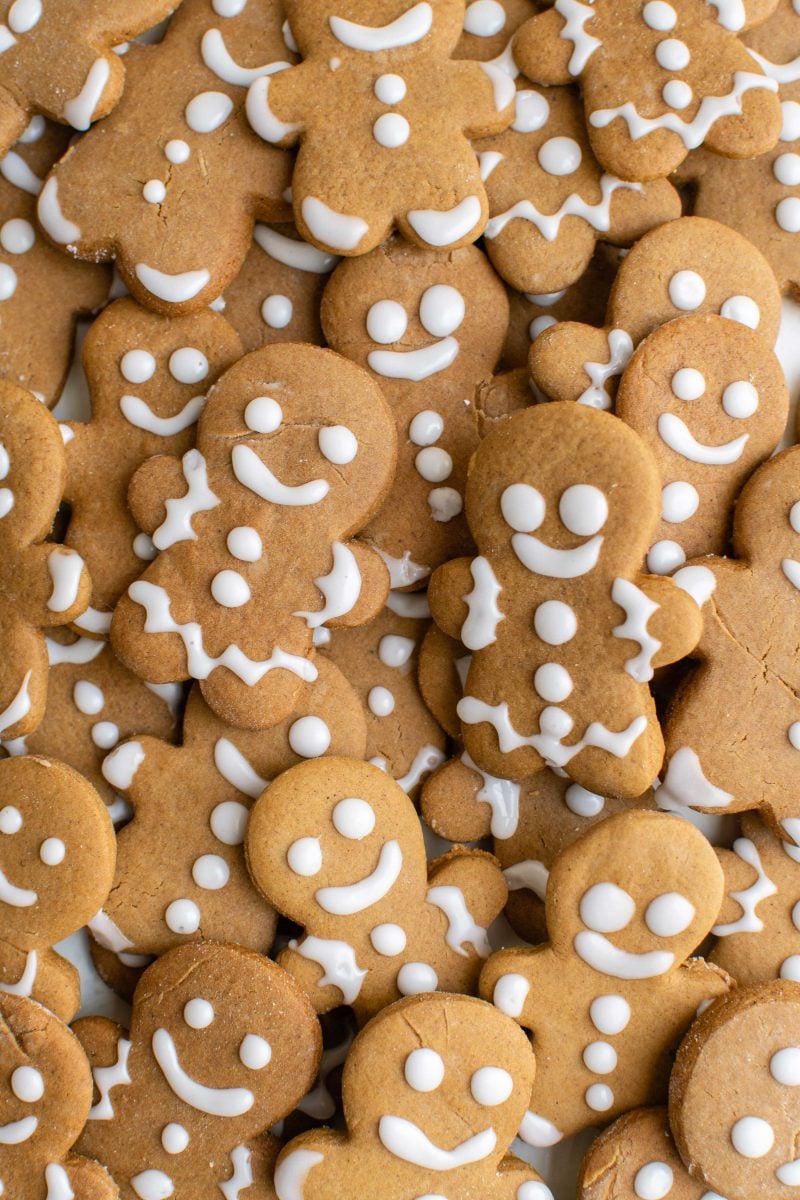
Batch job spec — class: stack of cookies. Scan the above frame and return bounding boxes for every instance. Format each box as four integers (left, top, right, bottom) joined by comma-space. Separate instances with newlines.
0, 0, 798, 1196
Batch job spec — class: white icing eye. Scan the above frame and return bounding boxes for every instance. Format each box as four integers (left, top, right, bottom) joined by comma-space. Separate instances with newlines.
261, 294, 293, 329
120, 349, 156, 384
404, 1047, 445, 1092
211, 569, 251, 608
332, 797, 375, 840
287, 837, 322, 876
210, 801, 249, 846
512, 89, 549, 132
169, 347, 208, 384
501, 483, 545, 533
771, 1046, 800, 1085
789, 501, 800, 534
731, 1116, 775, 1158
418, 285, 465, 338
318, 425, 358, 465
162, 1122, 190, 1154
366, 299, 408, 344
11, 1065, 44, 1102
227, 526, 262, 562
184, 998, 214, 1029
470, 1065, 513, 1106
558, 484, 608, 536
288, 716, 331, 759
642, 0, 677, 29
244, 396, 282, 433
39, 838, 65, 866
722, 380, 759, 419
239, 1033, 272, 1069
671, 368, 705, 401
668, 270, 706, 312
166, 899, 201, 934
720, 294, 760, 329
73, 679, 104, 715
397, 962, 438, 995
579, 882, 635, 933
0, 806, 22, 834
192, 854, 230, 890
644, 892, 695, 937
537, 136, 582, 176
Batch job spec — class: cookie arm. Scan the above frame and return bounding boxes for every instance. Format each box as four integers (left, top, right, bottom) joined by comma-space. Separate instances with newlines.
324, 541, 390, 629
274, 1129, 347, 1198
529, 322, 617, 404
246, 64, 310, 147
634, 574, 703, 668
712, 846, 759, 932
428, 557, 474, 640
64, 1155, 119, 1200
0, 86, 30, 157
480, 946, 545, 1029
427, 846, 509, 933
18, 544, 91, 627
276, 943, 348, 1016
127, 454, 186, 537
448, 61, 515, 138
421, 757, 494, 843
513, 9, 577, 86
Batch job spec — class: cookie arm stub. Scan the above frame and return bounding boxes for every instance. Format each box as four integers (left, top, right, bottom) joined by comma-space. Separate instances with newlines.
629, 574, 704, 670
513, 8, 578, 87
247, 62, 309, 149
127, 455, 187, 538
322, 542, 390, 630
428, 557, 475, 640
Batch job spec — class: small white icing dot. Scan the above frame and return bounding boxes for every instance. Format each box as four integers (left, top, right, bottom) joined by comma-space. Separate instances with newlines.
319, 425, 358, 465
332, 797, 375, 839
133, 532, 157, 561
538, 136, 582, 176
39, 837, 65, 866
647, 539, 686, 575
370, 923, 407, 955
165, 139, 191, 164
731, 1116, 774, 1158
397, 962, 438, 995
0, 806, 22, 834
409, 410, 444, 446
470, 1065, 513, 1106
73, 679, 104, 715
464, 0, 506, 36
722, 380, 759, 419
534, 600, 577, 645
183, 997, 214, 1028
512, 90, 549, 133
210, 801, 249, 846
374, 73, 406, 104
589, 995, 631, 1035
419, 284, 465, 337
11, 1066, 44, 1102
655, 37, 690, 70
774, 152, 800, 186
633, 1162, 674, 1200
791, 724, 800, 752
565, 784, 605, 817
585, 1083, 614, 1112
373, 112, 410, 148
661, 481, 699, 524
662, 79, 692, 109
289, 715, 331, 758
530, 315, 557, 340
777, 197, 800, 234
782, 955, 800, 981
192, 854, 230, 890
91, 721, 119, 749
781, 99, 800, 141
287, 837, 322, 876
185, 91, 233, 133
558, 483, 608, 536
366, 299, 407, 344
211, 569, 251, 608
580, 882, 635, 932
239, 1033, 271, 1069
669, 270, 706, 311
166, 899, 201, 935
162, 1123, 190, 1154
501, 483, 545, 532
368, 685, 395, 716
643, 1, 677, 29
644, 892, 695, 936
261, 293, 293, 329
720, 294, 760, 329
0, 218, 34, 254
169, 347, 208, 384
405, 1047, 444, 1091
534, 662, 573, 703
227, 526, 262, 562
671, 367, 705, 400
120, 349, 156, 383
770, 1047, 800, 1085
0, 264, 17, 301
582, 1041, 618, 1073
142, 179, 166, 205
415, 446, 452, 483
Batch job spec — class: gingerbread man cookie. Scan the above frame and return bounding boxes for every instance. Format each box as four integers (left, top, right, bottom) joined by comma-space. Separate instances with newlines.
223, 224, 338, 352
61, 297, 243, 637
274, 992, 553, 1200
512, 0, 782, 182
660, 445, 800, 846
39, 0, 294, 315
75, 941, 322, 1200
616, 312, 788, 576
322, 235, 508, 587
3, 631, 178, 810
245, 0, 515, 256
0, 383, 91, 740
323, 591, 447, 799
481, 810, 730, 1146
529, 216, 782, 411
678, 0, 800, 298
578, 1107, 706, 1200
0, 756, 115, 1022
670, 981, 800, 1200
111, 343, 396, 730
91, 657, 366, 958
0, 0, 177, 155
478, 82, 680, 295
0, 117, 109, 405
711, 813, 800, 987
246, 758, 508, 1023
428, 401, 702, 796
0, 991, 118, 1200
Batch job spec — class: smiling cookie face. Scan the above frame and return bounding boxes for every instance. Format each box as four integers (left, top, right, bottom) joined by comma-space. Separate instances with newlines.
0, 756, 115, 950
617, 313, 788, 574
671, 982, 800, 1200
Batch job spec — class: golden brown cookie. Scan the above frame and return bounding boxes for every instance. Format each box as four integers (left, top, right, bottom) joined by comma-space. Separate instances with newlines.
75, 941, 322, 1200
0, 756, 115, 1022
273, 992, 552, 1200
245, 0, 515, 255
246, 757, 508, 1023
578, 1107, 706, 1200
0, 991, 118, 1200
428, 401, 702, 795
38, 0, 294, 314
90, 658, 366, 958
481, 810, 730, 1145
111, 343, 397, 730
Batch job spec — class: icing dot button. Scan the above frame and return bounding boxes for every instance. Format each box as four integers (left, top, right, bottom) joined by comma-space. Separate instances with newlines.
370, 923, 407, 955
319, 425, 358, 465
332, 797, 375, 840
788, 722, 800, 750
0, 263, 18, 300
781, 955, 800, 981
409, 410, 444, 446
774, 151, 800, 186
287, 837, 322, 876
368, 686, 395, 716
211, 569, 251, 608
589, 994, 631, 1035
227, 526, 262, 562
585, 1082, 614, 1112
671, 367, 705, 400
162, 1123, 190, 1154
642, 0, 677, 29
210, 800, 249, 846
771, 1046, 800, 1085
165, 139, 190, 164
374, 73, 407, 104
183, 997, 214, 1028
239, 1033, 272, 1069
662, 79, 692, 109
192, 853, 230, 890
0, 806, 22, 834
512, 89, 550, 133
0, 218, 35, 254
464, 0, 506, 36
534, 662, 573, 703
582, 1040, 617, 1074
244, 396, 282, 433
373, 112, 410, 148
261, 293, 293, 329
633, 1162, 674, 1200
537, 136, 582, 176
655, 37, 690, 70
669, 269, 706, 311
720, 294, 760, 329
185, 90, 234, 133
288, 715, 331, 759
397, 962, 438, 995
731, 1115, 775, 1158
647, 539, 686, 575
777, 197, 800, 234
366, 298, 407, 344
722, 380, 759, 419
142, 179, 166, 205
166, 898, 201, 935
533, 599, 577, 645
470, 1065, 513, 1106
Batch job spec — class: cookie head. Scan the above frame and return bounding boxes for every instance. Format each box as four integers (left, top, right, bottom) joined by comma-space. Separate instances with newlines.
0, 383, 65, 545
201, 344, 396, 539
343, 993, 535, 1167
133, 943, 321, 1135
322, 238, 509, 386
285, 0, 466, 61
671, 982, 800, 1200
547, 811, 723, 977
246, 758, 427, 927
0, 757, 115, 947
466, 402, 660, 579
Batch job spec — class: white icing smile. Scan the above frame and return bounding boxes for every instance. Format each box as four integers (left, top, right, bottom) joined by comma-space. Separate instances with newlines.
231, 444, 330, 506
151, 1028, 254, 1116
315, 841, 402, 914
119, 393, 205, 436
658, 413, 749, 465
0, 1115, 37, 1144
0, 867, 37, 907
367, 336, 459, 381
329, 3, 433, 51
574, 931, 674, 979
378, 1114, 496, 1169
511, 532, 603, 578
